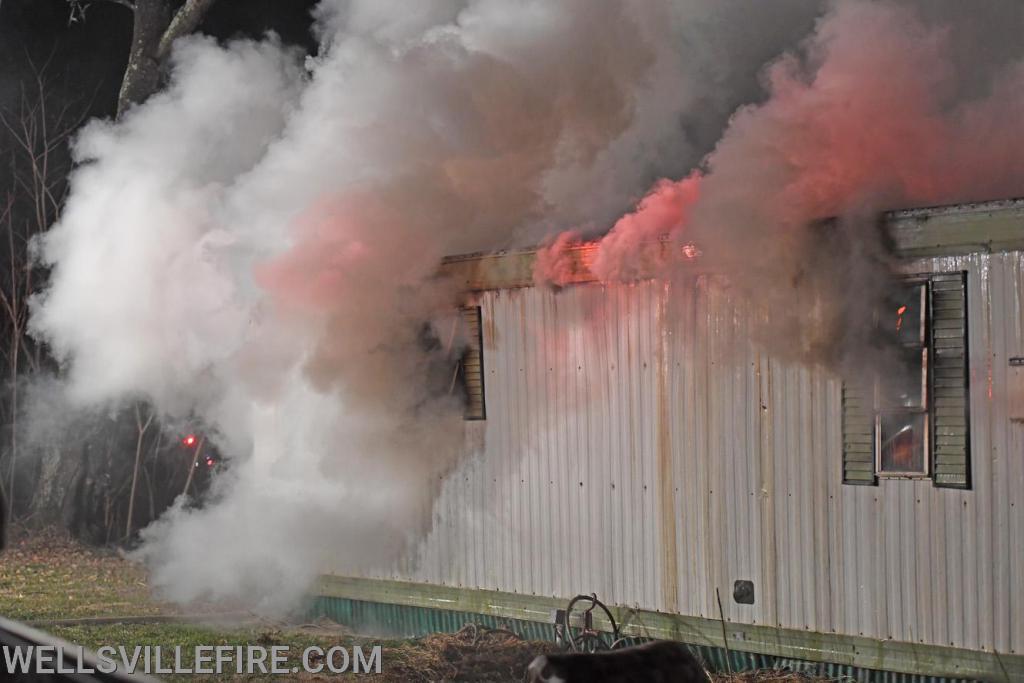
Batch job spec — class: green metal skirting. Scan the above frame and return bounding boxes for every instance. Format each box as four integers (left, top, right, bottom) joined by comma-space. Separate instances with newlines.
309, 576, 1022, 682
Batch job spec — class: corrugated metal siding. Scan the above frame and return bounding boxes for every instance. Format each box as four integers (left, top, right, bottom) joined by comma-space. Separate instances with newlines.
368, 252, 1023, 656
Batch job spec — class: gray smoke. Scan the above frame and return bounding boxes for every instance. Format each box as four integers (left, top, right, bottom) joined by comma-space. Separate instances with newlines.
553, 0, 1024, 377
29, 0, 1024, 609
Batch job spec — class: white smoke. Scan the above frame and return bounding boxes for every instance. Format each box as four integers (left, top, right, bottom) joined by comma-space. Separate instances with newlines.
29, 0, 825, 608
30, 0, 1024, 609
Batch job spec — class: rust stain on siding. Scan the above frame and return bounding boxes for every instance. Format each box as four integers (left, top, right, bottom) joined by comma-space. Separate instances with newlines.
483, 301, 497, 351
657, 282, 680, 613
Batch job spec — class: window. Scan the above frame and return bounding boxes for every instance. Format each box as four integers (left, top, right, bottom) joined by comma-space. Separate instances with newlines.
457, 306, 486, 420
842, 272, 970, 488
877, 282, 929, 476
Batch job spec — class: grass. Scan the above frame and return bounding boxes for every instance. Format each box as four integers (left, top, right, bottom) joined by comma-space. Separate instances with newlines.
45, 623, 393, 681
0, 531, 552, 681
0, 531, 838, 681
0, 530, 162, 621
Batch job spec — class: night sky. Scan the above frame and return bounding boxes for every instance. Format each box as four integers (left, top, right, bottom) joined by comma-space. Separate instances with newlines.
0, 0, 319, 128
0, 0, 320, 225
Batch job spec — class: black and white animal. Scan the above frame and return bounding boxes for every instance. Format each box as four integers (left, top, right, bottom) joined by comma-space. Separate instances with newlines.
525, 640, 709, 683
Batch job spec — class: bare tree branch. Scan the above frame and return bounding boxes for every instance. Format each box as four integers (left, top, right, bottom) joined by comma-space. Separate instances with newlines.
157, 0, 217, 60
67, 0, 136, 20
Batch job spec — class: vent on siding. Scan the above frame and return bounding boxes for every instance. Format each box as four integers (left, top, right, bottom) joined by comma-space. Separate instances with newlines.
460, 306, 486, 420
842, 380, 876, 485
930, 272, 970, 488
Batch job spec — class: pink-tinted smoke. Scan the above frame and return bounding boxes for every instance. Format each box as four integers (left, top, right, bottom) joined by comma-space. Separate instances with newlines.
544, 0, 1024, 368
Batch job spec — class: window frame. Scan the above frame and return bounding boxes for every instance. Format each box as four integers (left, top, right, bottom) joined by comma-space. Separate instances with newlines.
841, 270, 971, 488
874, 279, 931, 479
459, 305, 486, 421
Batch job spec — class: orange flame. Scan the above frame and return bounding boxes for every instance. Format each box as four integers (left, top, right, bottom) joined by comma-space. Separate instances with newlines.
895, 304, 907, 332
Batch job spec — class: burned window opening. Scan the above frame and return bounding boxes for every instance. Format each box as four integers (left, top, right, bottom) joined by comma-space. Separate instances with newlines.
456, 306, 486, 420
876, 281, 929, 477
841, 272, 970, 488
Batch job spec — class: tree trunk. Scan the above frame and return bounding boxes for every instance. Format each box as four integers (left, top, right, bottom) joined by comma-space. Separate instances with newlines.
116, 0, 220, 117
29, 443, 92, 530
117, 0, 173, 117
125, 405, 153, 539
182, 435, 204, 497
7, 333, 17, 520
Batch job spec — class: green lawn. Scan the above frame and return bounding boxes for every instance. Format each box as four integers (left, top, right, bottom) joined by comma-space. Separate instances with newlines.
0, 531, 551, 681
45, 623, 398, 681
0, 532, 831, 682
0, 531, 161, 621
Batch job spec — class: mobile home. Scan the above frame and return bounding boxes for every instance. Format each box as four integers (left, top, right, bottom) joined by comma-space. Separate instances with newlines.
313, 199, 1024, 681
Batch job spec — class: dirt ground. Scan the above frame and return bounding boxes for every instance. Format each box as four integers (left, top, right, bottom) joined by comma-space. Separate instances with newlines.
0, 531, 836, 681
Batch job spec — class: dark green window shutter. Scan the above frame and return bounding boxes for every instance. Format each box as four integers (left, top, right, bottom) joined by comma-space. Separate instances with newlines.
461, 306, 486, 420
842, 380, 876, 485
930, 272, 970, 488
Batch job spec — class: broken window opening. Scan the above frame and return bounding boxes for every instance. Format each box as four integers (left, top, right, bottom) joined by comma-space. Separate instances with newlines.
842, 271, 971, 488
456, 306, 486, 420
876, 281, 929, 477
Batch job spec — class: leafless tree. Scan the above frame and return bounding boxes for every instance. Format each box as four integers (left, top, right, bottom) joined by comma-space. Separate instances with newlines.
67, 0, 220, 117
124, 403, 153, 538
0, 29, 224, 538
0, 56, 91, 518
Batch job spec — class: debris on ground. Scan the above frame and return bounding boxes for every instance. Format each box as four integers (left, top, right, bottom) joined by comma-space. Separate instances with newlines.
355, 626, 842, 683
374, 624, 560, 682
711, 673, 847, 683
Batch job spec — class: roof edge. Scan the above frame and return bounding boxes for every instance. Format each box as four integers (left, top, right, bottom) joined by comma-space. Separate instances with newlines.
439, 198, 1024, 291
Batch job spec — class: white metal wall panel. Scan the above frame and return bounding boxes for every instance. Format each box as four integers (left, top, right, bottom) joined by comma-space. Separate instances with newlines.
391, 252, 1024, 655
